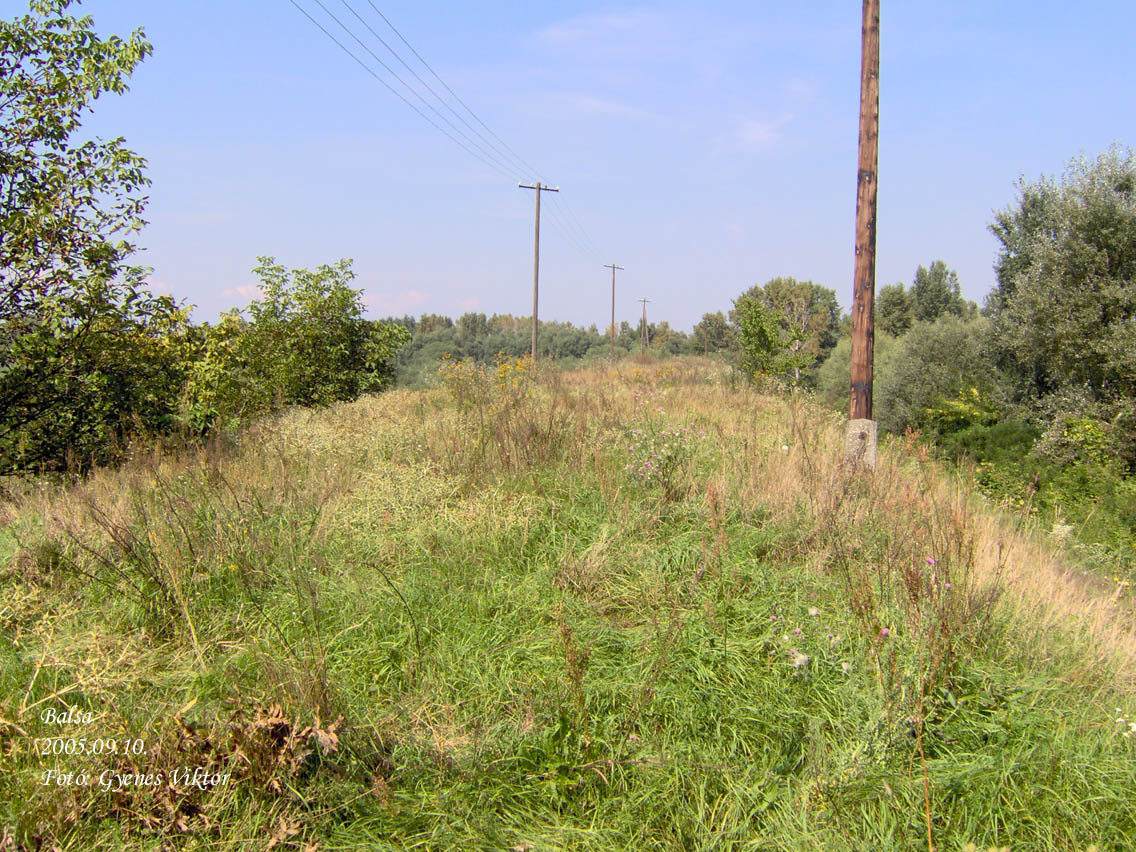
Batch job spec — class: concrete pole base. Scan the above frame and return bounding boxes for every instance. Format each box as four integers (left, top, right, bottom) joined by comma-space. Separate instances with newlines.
845, 418, 878, 471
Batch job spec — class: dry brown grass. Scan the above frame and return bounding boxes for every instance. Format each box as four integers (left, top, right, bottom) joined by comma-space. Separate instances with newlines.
4, 355, 1134, 702
3, 355, 1135, 850
558, 357, 1136, 693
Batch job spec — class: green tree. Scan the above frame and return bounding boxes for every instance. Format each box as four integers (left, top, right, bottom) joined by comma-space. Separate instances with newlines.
911, 261, 968, 322
876, 282, 914, 336
247, 257, 409, 407
457, 311, 488, 342
729, 278, 840, 371
183, 259, 410, 429
418, 313, 453, 334
650, 321, 686, 355
0, 0, 170, 471
815, 317, 992, 434
815, 331, 902, 413
875, 315, 993, 435
689, 311, 736, 355
988, 145, 1136, 468
731, 293, 810, 383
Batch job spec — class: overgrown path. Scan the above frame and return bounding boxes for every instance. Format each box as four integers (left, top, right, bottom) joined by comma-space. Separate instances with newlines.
1, 358, 1133, 851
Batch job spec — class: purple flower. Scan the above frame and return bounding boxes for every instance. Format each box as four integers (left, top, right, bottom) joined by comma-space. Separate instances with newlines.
880, 628, 890, 637
792, 627, 802, 635
926, 557, 936, 566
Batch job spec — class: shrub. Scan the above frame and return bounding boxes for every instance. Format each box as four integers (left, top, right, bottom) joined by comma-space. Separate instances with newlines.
935, 419, 1039, 467
813, 331, 901, 414
875, 315, 993, 434
624, 422, 698, 500
182, 259, 410, 432
731, 294, 811, 385
0, 0, 162, 472
2, 289, 194, 472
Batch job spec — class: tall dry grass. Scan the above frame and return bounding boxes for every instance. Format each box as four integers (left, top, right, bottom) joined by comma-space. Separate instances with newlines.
2, 354, 1134, 850
537, 357, 1136, 696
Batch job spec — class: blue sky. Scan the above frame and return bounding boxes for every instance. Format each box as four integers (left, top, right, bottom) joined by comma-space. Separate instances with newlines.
8, 0, 1136, 331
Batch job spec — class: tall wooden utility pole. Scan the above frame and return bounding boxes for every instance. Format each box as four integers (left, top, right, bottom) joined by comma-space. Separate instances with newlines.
604, 263, 624, 362
847, 0, 880, 470
519, 181, 559, 361
638, 298, 650, 351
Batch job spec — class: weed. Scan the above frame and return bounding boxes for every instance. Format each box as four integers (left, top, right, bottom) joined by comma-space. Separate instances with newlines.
2, 357, 1135, 850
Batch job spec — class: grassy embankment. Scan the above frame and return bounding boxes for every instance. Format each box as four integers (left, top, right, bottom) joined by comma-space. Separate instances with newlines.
1, 356, 1134, 851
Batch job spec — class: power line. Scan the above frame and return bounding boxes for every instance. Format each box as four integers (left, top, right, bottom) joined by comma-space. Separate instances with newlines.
542, 202, 595, 260
309, 0, 522, 178
341, 1, 534, 180
363, 0, 546, 180
357, 1, 608, 259
550, 193, 604, 258
287, 0, 516, 181
290, 1, 613, 273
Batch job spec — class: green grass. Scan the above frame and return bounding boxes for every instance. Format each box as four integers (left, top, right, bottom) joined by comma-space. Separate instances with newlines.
0, 358, 1133, 850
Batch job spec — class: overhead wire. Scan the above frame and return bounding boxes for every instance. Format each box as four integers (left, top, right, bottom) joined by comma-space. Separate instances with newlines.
289, 0, 610, 266
308, 0, 523, 179
543, 206, 594, 260
286, 0, 517, 182
354, 0, 607, 266
547, 195, 605, 260
338, 1, 531, 178
362, 0, 547, 180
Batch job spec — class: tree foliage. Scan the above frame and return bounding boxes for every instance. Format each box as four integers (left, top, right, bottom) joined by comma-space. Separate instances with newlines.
0, 0, 165, 471
183, 259, 410, 431
876, 282, 914, 336
730, 277, 840, 368
988, 145, 1136, 468
911, 261, 970, 322
815, 317, 991, 436
875, 315, 994, 435
690, 311, 736, 355
731, 293, 810, 383
814, 331, 902, 414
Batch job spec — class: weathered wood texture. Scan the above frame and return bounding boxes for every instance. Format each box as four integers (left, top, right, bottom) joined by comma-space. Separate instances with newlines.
849, 0, 880, 421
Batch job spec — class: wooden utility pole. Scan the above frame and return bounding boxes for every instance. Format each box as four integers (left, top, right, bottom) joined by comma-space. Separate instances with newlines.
638, 298, 650, 351
604, 263, 624, 362
519, 181, 559, 361
847, 0, 880, 469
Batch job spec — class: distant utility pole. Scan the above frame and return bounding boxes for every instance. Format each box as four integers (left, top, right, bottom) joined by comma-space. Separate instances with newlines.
638, 298, 651, 351
604, 263, 624, 362
847, 0, 880, 470
519, 181, 559, 361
